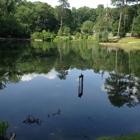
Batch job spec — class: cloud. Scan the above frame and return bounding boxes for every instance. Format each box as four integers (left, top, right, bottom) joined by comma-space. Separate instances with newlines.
21, 69, 58, 81
101, 84, 108, 92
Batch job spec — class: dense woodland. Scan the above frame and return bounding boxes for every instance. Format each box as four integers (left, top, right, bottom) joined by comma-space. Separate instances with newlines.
0, 0, 140, 39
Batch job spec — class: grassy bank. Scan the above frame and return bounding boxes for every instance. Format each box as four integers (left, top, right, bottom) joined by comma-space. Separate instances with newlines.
53, 35, 95, 42
97, 133, 140, 140
100, 37, 140, 50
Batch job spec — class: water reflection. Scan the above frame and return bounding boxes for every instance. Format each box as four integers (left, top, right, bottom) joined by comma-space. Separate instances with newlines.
104, 72, 140, 107
1, 41, 140, 139
57, 67, 69, 80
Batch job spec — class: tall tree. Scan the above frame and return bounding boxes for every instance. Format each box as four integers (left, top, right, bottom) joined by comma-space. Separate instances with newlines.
57, 0, 70, 29
111, 0, 125, 38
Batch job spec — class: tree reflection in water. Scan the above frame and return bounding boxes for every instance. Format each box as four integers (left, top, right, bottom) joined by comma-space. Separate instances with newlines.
104, 72, 140, 107
57, 67, 69, 80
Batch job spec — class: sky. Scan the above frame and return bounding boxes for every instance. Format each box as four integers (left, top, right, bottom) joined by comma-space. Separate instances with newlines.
30, 0, 112, 8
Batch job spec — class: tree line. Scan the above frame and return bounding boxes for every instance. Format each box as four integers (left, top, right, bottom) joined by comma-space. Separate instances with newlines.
0, 0, 140, 39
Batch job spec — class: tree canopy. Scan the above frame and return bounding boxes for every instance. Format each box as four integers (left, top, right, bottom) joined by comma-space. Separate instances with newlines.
0, 0, 140, 38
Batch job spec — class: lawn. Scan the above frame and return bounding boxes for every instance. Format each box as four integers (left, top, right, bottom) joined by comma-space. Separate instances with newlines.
100, 37, 140, 50
97, 134, 140, 140
118, 37, 140, 43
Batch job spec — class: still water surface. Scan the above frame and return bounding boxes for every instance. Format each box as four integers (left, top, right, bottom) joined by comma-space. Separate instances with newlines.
0, 41, 140, 140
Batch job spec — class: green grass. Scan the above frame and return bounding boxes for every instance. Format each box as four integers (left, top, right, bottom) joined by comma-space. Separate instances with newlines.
100, 37, 140, 51
118, 37, 140, 43
97, 134, 140, 140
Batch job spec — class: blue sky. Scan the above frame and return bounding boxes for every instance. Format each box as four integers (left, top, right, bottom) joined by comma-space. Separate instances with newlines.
29, 0, 112, 8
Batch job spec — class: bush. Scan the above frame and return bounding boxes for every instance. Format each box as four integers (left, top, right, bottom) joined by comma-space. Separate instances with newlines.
58, 28, 63, 36
0, 120, 9, 137
95, 33, 101, 42
42, 30, 51, 41
63, 26, 70, 36
95, 31, 108, 42
75, 32, 80, 39
31, 32, 43, 39
31, 30, 55, 42
83, 34, 88, 40
80, 34, 83, 40
68, 33, 72, 41
101, 31, 108, 42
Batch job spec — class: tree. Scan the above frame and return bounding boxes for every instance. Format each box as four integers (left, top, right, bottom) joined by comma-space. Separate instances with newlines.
63, 26, 70, 35
111, 0, 136, 38
111, 0, 124, 38
34, 2, 56, 32
81, 20, 93, 34
112, 20, 125, 37
57, 0, 70, 29
132, 8, 140, 36
15, 5, 35, 35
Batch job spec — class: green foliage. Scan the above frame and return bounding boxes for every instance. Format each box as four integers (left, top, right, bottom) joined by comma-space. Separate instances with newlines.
97, 137, 110, 140
0, 0, 139, 38
112, 20, 125, 37
42, 30, 51, 41
0, 12, 24, 37
34, 2, 56, 32
55, 0, 71, 29
31, 32, 43, 39
67, 33, 72, 40
98, 133, 140, 140
80, 34, 83, 40
95, 31, 108, 42
95, 33, 101, 42
81, 20, 93, 34
94, 18, 111, 32
75, 32, 80, 39
0, 120, 9, 137
101, 31, 108, 42
133, 9, 140, 36
31, 30, 54, 41
15, 5, 35, 34
83, 34, 88, 40
58, 28, 63, 36
63, 26, 70, 36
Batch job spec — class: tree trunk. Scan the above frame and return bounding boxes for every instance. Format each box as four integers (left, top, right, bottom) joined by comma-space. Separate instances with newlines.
117, 12, 122, 39
124, 14, 126, 34
60, 16, 63, 29
130, 13, 136, 37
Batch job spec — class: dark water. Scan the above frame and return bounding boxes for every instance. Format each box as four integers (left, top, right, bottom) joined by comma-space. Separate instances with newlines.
0, 41, 140, 140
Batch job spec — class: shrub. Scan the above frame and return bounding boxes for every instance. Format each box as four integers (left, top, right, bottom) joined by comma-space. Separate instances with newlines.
0, 120, 9, 137
80, 34, 83, 40
58, 28, 63, 36
75, 32, 80, 39
68, 33, 72, 41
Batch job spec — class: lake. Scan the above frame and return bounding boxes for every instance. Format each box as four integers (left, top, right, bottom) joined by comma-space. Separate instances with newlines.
0, 41, 140, 140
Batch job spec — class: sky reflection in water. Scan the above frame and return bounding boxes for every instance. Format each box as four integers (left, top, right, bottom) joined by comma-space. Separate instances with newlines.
0, 42, 140, 140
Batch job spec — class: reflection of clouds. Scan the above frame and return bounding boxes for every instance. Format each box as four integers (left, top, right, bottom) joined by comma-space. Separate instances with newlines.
21, 74, 37, 81
101, 84, 108, 92
21, 69, 58, 81
76, 78, 79, 81
68, 70, 71, 73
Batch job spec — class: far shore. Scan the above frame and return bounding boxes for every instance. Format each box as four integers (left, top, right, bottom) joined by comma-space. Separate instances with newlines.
0, 37, 30, 41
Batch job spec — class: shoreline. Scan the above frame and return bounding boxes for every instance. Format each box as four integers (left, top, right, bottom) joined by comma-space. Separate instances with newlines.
0, 37, 30, 41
